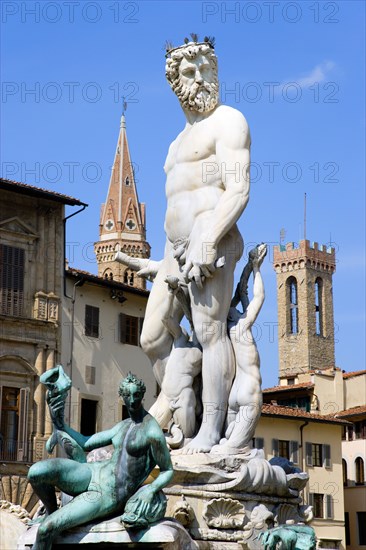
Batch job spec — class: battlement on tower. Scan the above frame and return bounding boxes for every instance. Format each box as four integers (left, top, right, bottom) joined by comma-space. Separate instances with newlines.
273, 239, 336, 274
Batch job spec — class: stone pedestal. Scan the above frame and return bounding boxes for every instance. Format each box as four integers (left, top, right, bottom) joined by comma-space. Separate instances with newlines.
164, 452, 314, 549
17, 519, 197, 550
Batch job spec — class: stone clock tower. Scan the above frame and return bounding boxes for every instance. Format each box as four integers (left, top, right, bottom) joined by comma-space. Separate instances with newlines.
94, 114, 150, 290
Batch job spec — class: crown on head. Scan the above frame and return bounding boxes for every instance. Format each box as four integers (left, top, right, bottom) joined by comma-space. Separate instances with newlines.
165, 34, 215, 58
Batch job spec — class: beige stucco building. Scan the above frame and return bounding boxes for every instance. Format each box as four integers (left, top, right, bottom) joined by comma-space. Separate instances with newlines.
0, 177, 86, 514
61, 267, 155, 434
256, 401, 348, 549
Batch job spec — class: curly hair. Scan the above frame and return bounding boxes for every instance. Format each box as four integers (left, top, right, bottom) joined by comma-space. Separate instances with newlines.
165, 43, 217, 87
118, 372, 146, 397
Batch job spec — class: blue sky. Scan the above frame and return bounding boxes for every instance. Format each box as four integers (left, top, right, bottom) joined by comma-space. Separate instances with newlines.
1, 1, 365, 388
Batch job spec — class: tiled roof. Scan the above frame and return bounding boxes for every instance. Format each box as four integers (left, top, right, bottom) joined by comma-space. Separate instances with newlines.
263, 382, 314, 393
262, 404, 350, 425
0, 178, 87, 206
66, 267, 149, 297
334, 405, 366, 418
342, 370, 366, 379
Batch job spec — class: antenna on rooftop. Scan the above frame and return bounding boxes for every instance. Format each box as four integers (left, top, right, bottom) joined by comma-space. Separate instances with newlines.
304, 192, 307, 241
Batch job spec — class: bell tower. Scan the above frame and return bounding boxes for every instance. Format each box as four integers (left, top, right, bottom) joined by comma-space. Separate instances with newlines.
273, 239, 336, 381
94, 114, 150, 289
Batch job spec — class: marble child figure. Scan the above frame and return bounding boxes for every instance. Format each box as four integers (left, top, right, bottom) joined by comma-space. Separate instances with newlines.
27, 372, 173, 550
212, 243, 267, 455
149, 276, 202, 440
138, 36, 251, 453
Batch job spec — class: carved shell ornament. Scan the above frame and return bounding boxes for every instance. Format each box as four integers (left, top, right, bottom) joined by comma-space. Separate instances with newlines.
203, 498, 245, 529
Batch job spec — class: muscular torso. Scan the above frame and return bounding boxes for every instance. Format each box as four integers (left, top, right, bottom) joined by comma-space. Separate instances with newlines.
164, 107, 224, 243
95, 415, 156, 507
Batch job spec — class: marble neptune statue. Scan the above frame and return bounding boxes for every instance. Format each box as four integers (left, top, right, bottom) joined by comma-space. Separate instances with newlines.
134, 36, 251, 453
27, 369, 173, 550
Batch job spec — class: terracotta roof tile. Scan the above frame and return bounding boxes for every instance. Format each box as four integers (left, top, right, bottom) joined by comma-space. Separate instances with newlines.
66, 267, 149, 297
0, 178, 87, 206
261, 404, 350, 425
342, 370, 366, 379
334, 405, 366, 418
263, 382, 314, 393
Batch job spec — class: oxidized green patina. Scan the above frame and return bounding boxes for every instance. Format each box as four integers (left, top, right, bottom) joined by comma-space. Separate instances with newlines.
28, 369, 173, 550
259, 524, 316, 550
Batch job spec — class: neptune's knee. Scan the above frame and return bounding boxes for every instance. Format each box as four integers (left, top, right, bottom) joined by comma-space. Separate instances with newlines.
28, 461, 46, 483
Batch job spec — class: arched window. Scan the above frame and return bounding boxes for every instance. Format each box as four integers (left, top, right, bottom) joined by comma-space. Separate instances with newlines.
342, 459, 348, 486
355, 457, 365, 485
129, 273, 134, 286
123, 271, 129, 284
315, 277, 323, 335
287, 277, 298, 334
125, 177, 130, 186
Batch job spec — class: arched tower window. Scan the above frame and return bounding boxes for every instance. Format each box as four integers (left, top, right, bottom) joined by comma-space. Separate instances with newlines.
315, 277, 323, 335
123, 271, 129, 284
355, 457, 365, 485
104, 270, 113, 281
287, 276, 298, 334
125, 177, 130, 186
342, 459, 348, 486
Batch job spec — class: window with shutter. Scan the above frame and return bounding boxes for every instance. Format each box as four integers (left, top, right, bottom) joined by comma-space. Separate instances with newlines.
305, 442, 313, 466
254, 437, 264, 450
17, 388, 29, 461
119, 313, 139, 346
279, 439, 290, 459
312, 443, 322, 467
85, 305, 99, 338
325, 494, 333, 519
272, 438, 279, 456
0, 244, 25, 317
322, 443, 331, 469
290, 440, 299, 464
310, 493, 324, 518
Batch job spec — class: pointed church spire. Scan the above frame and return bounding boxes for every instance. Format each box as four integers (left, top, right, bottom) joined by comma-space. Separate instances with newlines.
94, 111, 150, 289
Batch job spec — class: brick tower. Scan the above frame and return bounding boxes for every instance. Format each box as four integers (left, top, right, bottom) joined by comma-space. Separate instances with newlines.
273, 240, 336, 380
94, 114, 150, 289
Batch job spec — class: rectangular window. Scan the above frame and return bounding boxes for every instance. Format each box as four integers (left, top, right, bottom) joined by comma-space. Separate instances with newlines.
345, 512, 350, 546
253, 437, 264, 450
0, 386, 29, 461
0, 244, 25, 317
85, 366, 96, 385
312, 493, 324, 519
347, 424, 354, 441
279, 440, 290, 460
312, 443, 322, 467
342, 426, 347, 440
307, 442, 331, 468
119, 313, 140, 346
85, 305, 99, 338
80, 399, 98, 436
358, 512, 366, 545
355, 421, 362, 439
